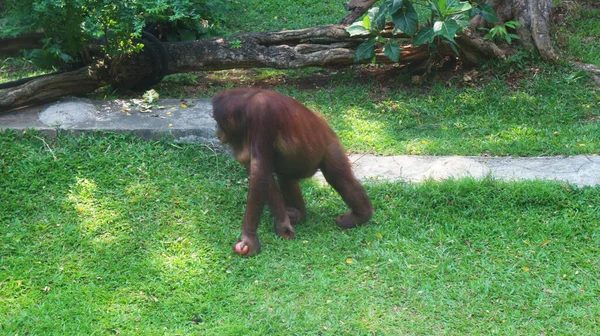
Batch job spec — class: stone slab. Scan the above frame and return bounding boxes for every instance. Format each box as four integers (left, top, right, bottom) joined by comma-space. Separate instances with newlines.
0, 97, 219, 145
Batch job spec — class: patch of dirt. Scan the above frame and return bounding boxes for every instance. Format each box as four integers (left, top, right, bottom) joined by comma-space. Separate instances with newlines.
552, 2, 569, 25
187, 66, 419, 92
165, 56, 516, 98
192, 68, 335, 91
586, 115, 600, 124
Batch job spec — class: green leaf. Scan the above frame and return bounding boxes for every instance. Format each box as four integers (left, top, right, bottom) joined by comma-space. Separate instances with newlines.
384, 40, 401, 62
370, 5, 388, 31
59, 53, 73, 63
429, 0, 443, 18
490, 26, 505, 36
505, 20, 522, 29
363, 12, 372, 30
414, 26, 434, 46
477, 3, 498, 23
454, 19, 471, 28
446, 0, 471, 13
433, 19, 459, 41
354, 37, 376, 62
346, 22, 371, 36
506, 34, 520, 44
392, 2, 419, 36
448, 40, 460, 56
390, 0, 404, 14
437, 0, 448, 14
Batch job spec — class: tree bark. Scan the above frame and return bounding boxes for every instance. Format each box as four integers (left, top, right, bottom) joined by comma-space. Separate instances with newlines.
469, 0, 558, 62
339, 0, 378, 25
513, 0, 558, 62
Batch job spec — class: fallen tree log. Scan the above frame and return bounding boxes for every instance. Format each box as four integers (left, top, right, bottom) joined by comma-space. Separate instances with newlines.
0, 25, 449, 112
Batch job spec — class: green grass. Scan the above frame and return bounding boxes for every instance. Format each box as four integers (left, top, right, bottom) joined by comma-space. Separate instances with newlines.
219, 0, 438, 34
220, 0, 347, 33
151, 0, 600, 157
555, 0, 600, 66
158, 59, 600, 156
282, 63, 600, 156
2, 1, 600, 334
1, 131, 600, 334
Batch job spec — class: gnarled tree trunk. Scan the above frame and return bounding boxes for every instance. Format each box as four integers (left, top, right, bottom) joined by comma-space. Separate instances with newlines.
477, 0, 558, 62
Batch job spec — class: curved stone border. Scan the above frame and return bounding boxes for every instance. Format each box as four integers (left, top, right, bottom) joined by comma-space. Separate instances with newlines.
1, 97, 599, 187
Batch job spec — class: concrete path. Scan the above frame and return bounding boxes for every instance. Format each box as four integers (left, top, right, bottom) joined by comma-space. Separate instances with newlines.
1, 97, 599, 187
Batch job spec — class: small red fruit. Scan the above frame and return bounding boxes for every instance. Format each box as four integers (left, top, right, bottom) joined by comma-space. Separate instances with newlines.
234, 241, 249, 255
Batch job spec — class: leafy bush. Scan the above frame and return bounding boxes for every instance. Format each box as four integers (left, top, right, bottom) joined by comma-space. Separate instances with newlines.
0, 0, 225, 67
346, 0, 498, 62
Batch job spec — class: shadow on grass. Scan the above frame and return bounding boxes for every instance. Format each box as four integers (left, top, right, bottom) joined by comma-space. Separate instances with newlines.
1, 131, 600, 334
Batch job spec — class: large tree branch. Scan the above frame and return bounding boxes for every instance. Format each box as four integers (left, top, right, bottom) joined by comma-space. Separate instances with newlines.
0, 63, 109, 112
456, 28, 510, 63
163, 25, 365, 73
1, 25, 441, 112
339, 0, 378, 25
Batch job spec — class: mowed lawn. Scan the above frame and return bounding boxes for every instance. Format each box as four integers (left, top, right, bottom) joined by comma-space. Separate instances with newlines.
2, 0, 600, 334
1, 132, 599, 334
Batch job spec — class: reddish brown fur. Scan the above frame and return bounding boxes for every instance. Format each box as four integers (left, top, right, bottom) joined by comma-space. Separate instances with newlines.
212, 88, 373, 256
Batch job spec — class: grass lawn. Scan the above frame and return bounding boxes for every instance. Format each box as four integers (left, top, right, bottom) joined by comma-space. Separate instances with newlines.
1, 131, 599, 335
2, 0, 600, 335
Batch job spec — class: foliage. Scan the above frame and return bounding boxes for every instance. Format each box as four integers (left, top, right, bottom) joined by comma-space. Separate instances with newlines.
0, 0, 224, 68
346, 0, 499, 62
142, 89, 161, 104
483, 20, 521, 44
